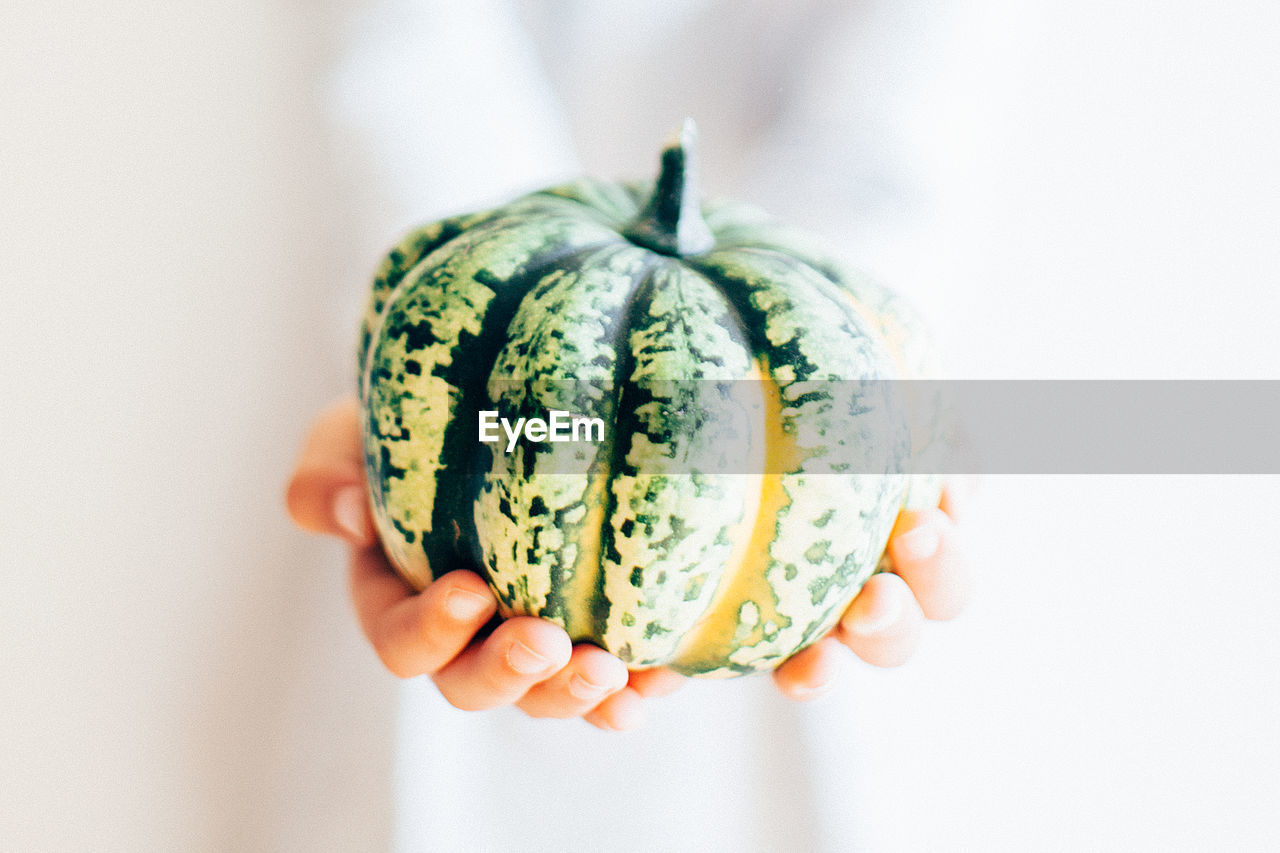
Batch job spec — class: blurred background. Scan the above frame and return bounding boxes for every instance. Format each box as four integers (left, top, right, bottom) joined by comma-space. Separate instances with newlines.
2, 1, 1278, 850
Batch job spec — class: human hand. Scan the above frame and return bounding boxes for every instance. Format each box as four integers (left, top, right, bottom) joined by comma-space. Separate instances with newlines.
769, 485, 973, 700
285, 398, 680, 731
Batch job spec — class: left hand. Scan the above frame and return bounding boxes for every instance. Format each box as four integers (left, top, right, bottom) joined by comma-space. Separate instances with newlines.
771, 487, 973, 700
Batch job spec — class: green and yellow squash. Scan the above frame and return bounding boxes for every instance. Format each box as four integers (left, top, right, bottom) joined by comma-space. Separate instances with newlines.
358, 121, 939, 677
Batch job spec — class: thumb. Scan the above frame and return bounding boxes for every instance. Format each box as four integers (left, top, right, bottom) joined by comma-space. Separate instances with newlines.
285, 397, 376, 546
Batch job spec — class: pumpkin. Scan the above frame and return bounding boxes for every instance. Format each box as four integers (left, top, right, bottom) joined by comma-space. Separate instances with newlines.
358, 120, 940, 677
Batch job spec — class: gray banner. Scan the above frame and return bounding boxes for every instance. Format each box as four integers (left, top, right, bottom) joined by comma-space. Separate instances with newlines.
473, 380, 1280, 474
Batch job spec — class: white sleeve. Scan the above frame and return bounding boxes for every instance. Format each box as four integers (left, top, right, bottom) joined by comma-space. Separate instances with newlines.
327, 0, 580, 222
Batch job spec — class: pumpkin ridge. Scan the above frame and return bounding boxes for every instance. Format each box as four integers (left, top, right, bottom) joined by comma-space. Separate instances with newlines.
670, 250, 907, 673
532, 178, 641, 230
358, 198, 593, 378
454, 241, 633, 582
538, 247, 662, 638
601, 261, 760, 668
359, 206, 616, 402
708, 243, 945, 513
365, 225, 623, 586
592, 258, 664, 644
478, 244, 655, 634
617, 257, 792, 674
709, 245, 893, 369
665, 356, 793, 676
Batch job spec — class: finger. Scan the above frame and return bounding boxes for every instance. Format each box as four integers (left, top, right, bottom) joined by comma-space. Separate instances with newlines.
773, 636, 844, 701
939, 477, 979, 522
582, 686, 646, 732
836, 572, 924, 667
516, 645, 629, 718
627, 667, 685, 699
433, 617, 572, 711
350, 561, 497, 679
285, 397, 374, 545
887, 507, 971, 621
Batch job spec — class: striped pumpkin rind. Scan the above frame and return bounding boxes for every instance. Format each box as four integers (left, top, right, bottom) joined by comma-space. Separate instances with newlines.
358, 133, 939, 677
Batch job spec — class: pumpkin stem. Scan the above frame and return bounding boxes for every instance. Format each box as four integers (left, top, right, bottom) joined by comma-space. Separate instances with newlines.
625, 118, 715, 257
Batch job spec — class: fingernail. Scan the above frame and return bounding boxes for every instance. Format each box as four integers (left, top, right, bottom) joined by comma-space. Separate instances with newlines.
506, 640, 551, 675
789, 682, 833, 701
332, 486, 371, 543
896, 523, 940, 561
568, 674, 609, 701
445, 589, 491, 621
845, 589, 902, 637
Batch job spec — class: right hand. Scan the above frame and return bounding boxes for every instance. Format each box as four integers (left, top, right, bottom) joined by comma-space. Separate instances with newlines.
284, 398, 682, 731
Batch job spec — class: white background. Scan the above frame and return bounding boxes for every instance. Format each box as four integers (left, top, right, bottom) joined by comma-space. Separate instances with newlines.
2, 1, 1278, 850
